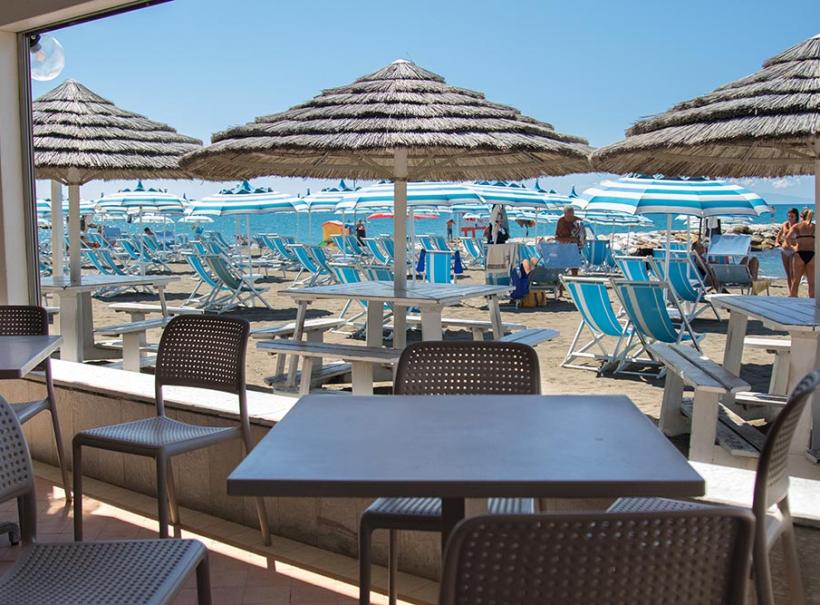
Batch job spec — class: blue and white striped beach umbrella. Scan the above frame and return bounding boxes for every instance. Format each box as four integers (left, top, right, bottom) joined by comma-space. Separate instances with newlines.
37, 198, 96, 216
190, 180, 303, 216
336, 181, 483, 212
467, 181, 564, 208
300, 180, 356, 214
96, 180, 185, 213
581, 175, 770, 218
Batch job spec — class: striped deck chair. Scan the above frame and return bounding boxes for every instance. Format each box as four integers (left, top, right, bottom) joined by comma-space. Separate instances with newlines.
289, 244, 330, 286
329, 264, 368, 325
268, 235, 298, 263
614, 255, 655, 282
518, 243, 539, 262
654, 256, 720, 321
460, 237, 485, 267
583, 240, 614, 272
424, 250, 453, 284
561, 276, 633, 372
98, 248, 137, 276
610, 279, 703, 377
120, 239, 171, 273
379, 237, 396, 263
706, 234, 755, 294
417, 235, 435, 251
363, 266, 394, 281
205, 255, 273, 311
184, 253, 228, 309
430, 235, 449, 251
362, 238, 390, 265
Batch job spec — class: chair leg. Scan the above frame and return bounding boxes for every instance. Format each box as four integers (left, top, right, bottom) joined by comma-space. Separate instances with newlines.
753, 530, 775, 605
388, 529, 398, 605
196, 553, 213, 605
156, 456, 170, 539
779, 504, 806, 605
72, 440, 84, 541
358, 518, 373, 605
167, 461, 180, 527
48, 408, 72, 505
241, 436, 271, 545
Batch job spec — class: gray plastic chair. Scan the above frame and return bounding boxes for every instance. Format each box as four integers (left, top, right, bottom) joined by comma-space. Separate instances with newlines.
359, 340, 541, 605
0, 306, 71, 516
609, 369, 820, 605
73, 315, 270, 544
439, 509, 754, 605
0, 393, 211, 605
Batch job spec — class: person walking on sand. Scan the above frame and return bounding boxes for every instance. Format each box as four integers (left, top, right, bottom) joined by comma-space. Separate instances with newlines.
776, 207, 799, 292
786, 208, 815, 298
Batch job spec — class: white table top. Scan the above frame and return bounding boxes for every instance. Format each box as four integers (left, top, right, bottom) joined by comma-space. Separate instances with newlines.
709, 295, 820, 333
228, 394, 704, 499
283, 281, 510, 306
41, 274, 177, 293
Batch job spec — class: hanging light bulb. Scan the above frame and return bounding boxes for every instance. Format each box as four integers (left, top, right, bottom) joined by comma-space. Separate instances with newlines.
29, 34, 65, 81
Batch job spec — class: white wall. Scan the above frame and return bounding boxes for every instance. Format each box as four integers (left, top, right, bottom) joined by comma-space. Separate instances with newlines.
0, 31, 30, 304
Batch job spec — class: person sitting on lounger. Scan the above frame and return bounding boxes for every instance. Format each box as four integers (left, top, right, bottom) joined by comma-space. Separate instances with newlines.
787, 208, 815, 298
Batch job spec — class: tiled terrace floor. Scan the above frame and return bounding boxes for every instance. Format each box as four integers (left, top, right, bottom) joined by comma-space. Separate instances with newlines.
0, 465, 438, 604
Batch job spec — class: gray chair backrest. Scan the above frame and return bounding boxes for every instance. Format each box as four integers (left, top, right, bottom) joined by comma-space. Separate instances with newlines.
394, 341, 540, 395
0, 306, 49, 372
440, 510, 754, 605
755, 370, 820, 514
154, 315, 250, 416
0, 395, 36, 543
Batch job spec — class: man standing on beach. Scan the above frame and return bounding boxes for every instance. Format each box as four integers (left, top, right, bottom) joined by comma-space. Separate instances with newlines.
446, 218, 454, 241
555, 206, 584, 276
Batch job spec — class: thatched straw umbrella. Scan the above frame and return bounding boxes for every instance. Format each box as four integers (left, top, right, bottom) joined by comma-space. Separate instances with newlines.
33, 79, 201, 281
182, 59, 591, 339
591, 33, 820, 305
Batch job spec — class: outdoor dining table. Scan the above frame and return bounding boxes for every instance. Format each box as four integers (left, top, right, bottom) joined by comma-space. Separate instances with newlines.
0, 335, 62, 379
40, 274, 177, 363
283, 280, 510, 348
228, 393, 705, 600
710, 294, 820, 463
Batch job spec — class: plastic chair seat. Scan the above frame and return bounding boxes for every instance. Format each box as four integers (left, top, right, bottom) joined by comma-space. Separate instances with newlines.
0, 539, 206, 605
10, 399, 49, 424
75, 416, 237, 456
608, 496, 712, 513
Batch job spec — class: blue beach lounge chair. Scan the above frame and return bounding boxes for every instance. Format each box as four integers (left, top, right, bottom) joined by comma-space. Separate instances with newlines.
424, 250, 453, 284
614, 255, 655, 282
654, 255, 720, 321
205, 255, 273, 311
706, 234, 755, 294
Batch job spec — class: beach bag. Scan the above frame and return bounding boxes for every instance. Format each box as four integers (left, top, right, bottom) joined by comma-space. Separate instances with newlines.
453, 250, 464, 275
415, 248, 426, 273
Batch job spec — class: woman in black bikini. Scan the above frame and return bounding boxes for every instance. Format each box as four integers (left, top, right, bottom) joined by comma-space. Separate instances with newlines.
787, 208, 815, 297
776, 208, 799, 292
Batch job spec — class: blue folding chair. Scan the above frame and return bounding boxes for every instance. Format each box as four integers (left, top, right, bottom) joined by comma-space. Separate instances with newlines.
184, 253, 229, 309
531, 241, 583, 296
205, 255, 273, 311
417, 235, 435, 252
706, 234, 755, 294
654, 256, 720, 321
614, 255, 655, 282
583, 240, 614, 271
610, 279, 702, 376
424, 250, 453, 284
289, 244, 331, 286
362, 238, 390, 265
380, 238, 396, 263
363, 266, 394, 281
98, 248, 136, 276
460, 237, 485, 267
430, 235, 449, 251
561, 276, 632, 372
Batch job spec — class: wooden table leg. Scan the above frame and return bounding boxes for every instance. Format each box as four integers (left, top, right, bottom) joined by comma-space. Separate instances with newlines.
157, 285, 168, 317
689, 389, 720, 463
366, 302, 384, 348
722, 311, 748, 376
286, 301, 308, 388
788, 331, 820, 458
420, 305, 443, 341
121, 332, 143, 372
488, 295, 503, 340
351, 361, 374, 396
440, 498, 465, 554
393, 306, 407, 350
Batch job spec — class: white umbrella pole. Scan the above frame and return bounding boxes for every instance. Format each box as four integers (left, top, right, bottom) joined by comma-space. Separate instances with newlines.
139, 210, 145, 276
68, 180, 82, 283
50, 180, 64, 278
409, 210, 417, 281
246, 215, 252, 270
665, 214, 672, 279
392, 148, 408, 349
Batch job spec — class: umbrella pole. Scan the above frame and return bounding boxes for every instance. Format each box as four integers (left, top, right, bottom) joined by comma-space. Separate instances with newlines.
50, 180, 64, 278
392, 148, 408, 349
246, 215, 252, 271
139, 210, 145, 276
68, 180, 82, 283
665, 214, 672, 279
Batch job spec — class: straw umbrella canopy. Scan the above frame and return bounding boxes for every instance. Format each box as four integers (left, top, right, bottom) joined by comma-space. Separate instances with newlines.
590, 34, 820, 304
181, 59, 592, 302
33, 79, 201, 282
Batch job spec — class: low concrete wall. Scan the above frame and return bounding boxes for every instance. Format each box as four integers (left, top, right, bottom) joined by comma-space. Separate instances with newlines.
0, 361, 442, 579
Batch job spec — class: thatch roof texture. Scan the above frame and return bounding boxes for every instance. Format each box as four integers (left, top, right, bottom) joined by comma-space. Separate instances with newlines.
181, 59, 592, 181
592, 34, 820, 177
34, 80, 202, 183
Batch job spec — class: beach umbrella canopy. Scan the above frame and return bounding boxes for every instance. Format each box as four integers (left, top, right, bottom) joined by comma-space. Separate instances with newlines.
336, 181, 484, 213
178, 214, 214, 224
368, 211, 439, 220
300, 180, 357, 213
180, 59, 592, 305
590, 34, 819, 304
189, 180, 303, 216
95, 180, 186, 213
581, 176, 770, 218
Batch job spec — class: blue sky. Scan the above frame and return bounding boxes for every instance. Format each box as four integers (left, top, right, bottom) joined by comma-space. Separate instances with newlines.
32, 0, 819, 204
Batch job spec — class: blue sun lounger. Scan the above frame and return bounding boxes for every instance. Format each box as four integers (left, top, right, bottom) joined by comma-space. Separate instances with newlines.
654, 256, 720, 321
460, 237, 485, 267
610, 279, 702, 377
614, 255, 655, 282
705, 234, 755, 294
561, 276, 632, 372
289, 244, 331, 286
362, 238, 390, 265
583, 240, 615, 272
205, 255, 273, 311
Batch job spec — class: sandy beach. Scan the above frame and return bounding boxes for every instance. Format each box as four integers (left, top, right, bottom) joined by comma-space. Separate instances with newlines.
76, 259, 805, 428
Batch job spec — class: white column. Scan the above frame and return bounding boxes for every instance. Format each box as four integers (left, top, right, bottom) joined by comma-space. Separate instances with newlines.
68, 178, 82, 283
392, 148, 408, 349
50, 179, 64, 277
0, 31, 30, 304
